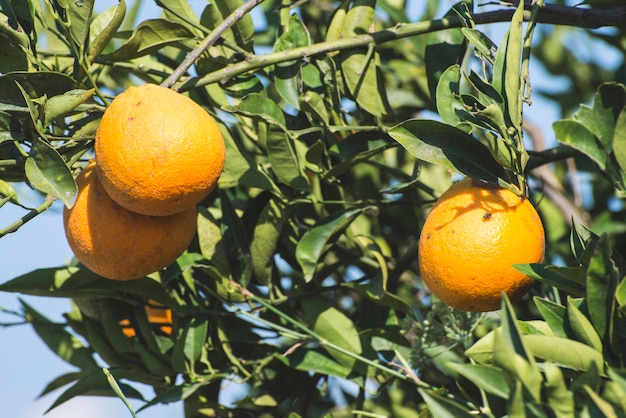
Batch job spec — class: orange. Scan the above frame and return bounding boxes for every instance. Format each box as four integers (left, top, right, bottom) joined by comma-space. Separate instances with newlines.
120, 300, 173, 337
418, 178, 545, 312
63, 162, 198, 281
95, 84, 225, 216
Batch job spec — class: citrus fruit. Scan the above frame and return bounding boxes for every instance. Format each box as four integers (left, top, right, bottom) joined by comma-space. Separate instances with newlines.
120, 300, 173, 337
95, 83, 225, 216
418, 178, 545, 312
63, 162, 198, 281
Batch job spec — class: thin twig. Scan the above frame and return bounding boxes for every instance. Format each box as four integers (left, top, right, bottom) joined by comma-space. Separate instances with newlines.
177, 4, 625, 92
161, 0, 265, 89
0, 195, 55, 238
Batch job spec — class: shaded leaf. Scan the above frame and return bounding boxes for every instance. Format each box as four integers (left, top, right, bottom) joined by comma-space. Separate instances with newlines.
567, 297, 603, 352
284, 349, 351, 379
446, 363, 509, 399
388, 119, 507, 184
250, 198, 287, 285
418, 389, 476, 418
534, 297, 567, 338
296, 207, 368, 281
220, 190, 252, 286
21, 300, 98, 371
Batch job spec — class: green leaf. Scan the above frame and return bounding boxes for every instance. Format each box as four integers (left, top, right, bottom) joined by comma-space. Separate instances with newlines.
567, 297, 603, 352
340, 48, 388, 117
181, 317, 209, 370
206, 0, 254, 50
612, 107, 626, 172
88, 0, 126, 63
339, 0, 386, 116
296, 207, 368, 281
468, 331, 605, 375
446, 363, 510, 399
576, 83, 626, 151
267, 127, 309, 191
273, 14, 311, 109
220, 190, 252, 287
544, 362, 575, 417
218, 124, 274, 190
327, 134, 392, 178
38, 372, 82, 398
285, 349, 351, 379
515, 263, 585, 296
157, 0, 201, 36
461, 28, 497, 64
44, 88, 95, 126
534, 297, 567, 338
302, 300, 362, 369
0, 72, 76, 105
0, 267, 175, 307
227, 92, 286, 127
60, 0, 95, 51
493, 0, 523, 129
584, 385, 619, 417
0, 179, 19, 206
497, 295, 542, 401
553, 120, 607, 169
25, 137, 77, 207
45, 368, 144, 413
435, 65, 471, 132
300, 90, 330, 125
21, 299, 99, 371
424, 5, 466, 101
388, 119, 508, 184
101, 19, 195, 61
418, 389, 476, 418
197, 207, 229, 276
250, 198, 286, 285
0, 12, 29, 73
586, 234, 619, 354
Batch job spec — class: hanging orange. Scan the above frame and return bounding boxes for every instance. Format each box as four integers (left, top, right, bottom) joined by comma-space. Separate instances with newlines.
418, 178, 545, 312
95, 84, 225, 216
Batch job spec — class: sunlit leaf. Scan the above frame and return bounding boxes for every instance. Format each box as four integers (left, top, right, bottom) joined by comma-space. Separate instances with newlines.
25, 137, 77, 207
88, 0, 126, 63
101, 19, 195, 61
302, 300, 362, 369
273, 14, 311, 109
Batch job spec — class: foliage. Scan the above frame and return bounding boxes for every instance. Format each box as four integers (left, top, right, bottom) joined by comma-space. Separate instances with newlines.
1, 0, 626, 416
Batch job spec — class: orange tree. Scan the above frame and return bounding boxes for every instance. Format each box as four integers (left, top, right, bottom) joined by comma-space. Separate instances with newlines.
1, 0, 626, 416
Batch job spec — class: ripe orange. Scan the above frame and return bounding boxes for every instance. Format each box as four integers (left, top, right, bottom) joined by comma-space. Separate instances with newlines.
120, 300, 173, 338
63, 162, 198, 281
418, 178, 545, 312
95, 84, 225, 216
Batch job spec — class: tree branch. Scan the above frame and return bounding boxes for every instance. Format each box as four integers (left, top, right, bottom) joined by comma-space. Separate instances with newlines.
176, 4, 625, 92
161, 0, 265, 90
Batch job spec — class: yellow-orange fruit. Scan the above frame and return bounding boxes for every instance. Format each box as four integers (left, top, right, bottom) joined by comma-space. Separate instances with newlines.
95, 84, 225, 216
418, 178, 545, 312
120, 300, 173, 337
63, 162, 197, 281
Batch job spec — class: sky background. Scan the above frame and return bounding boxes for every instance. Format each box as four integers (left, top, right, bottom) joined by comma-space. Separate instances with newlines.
0, 0, 621, 417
